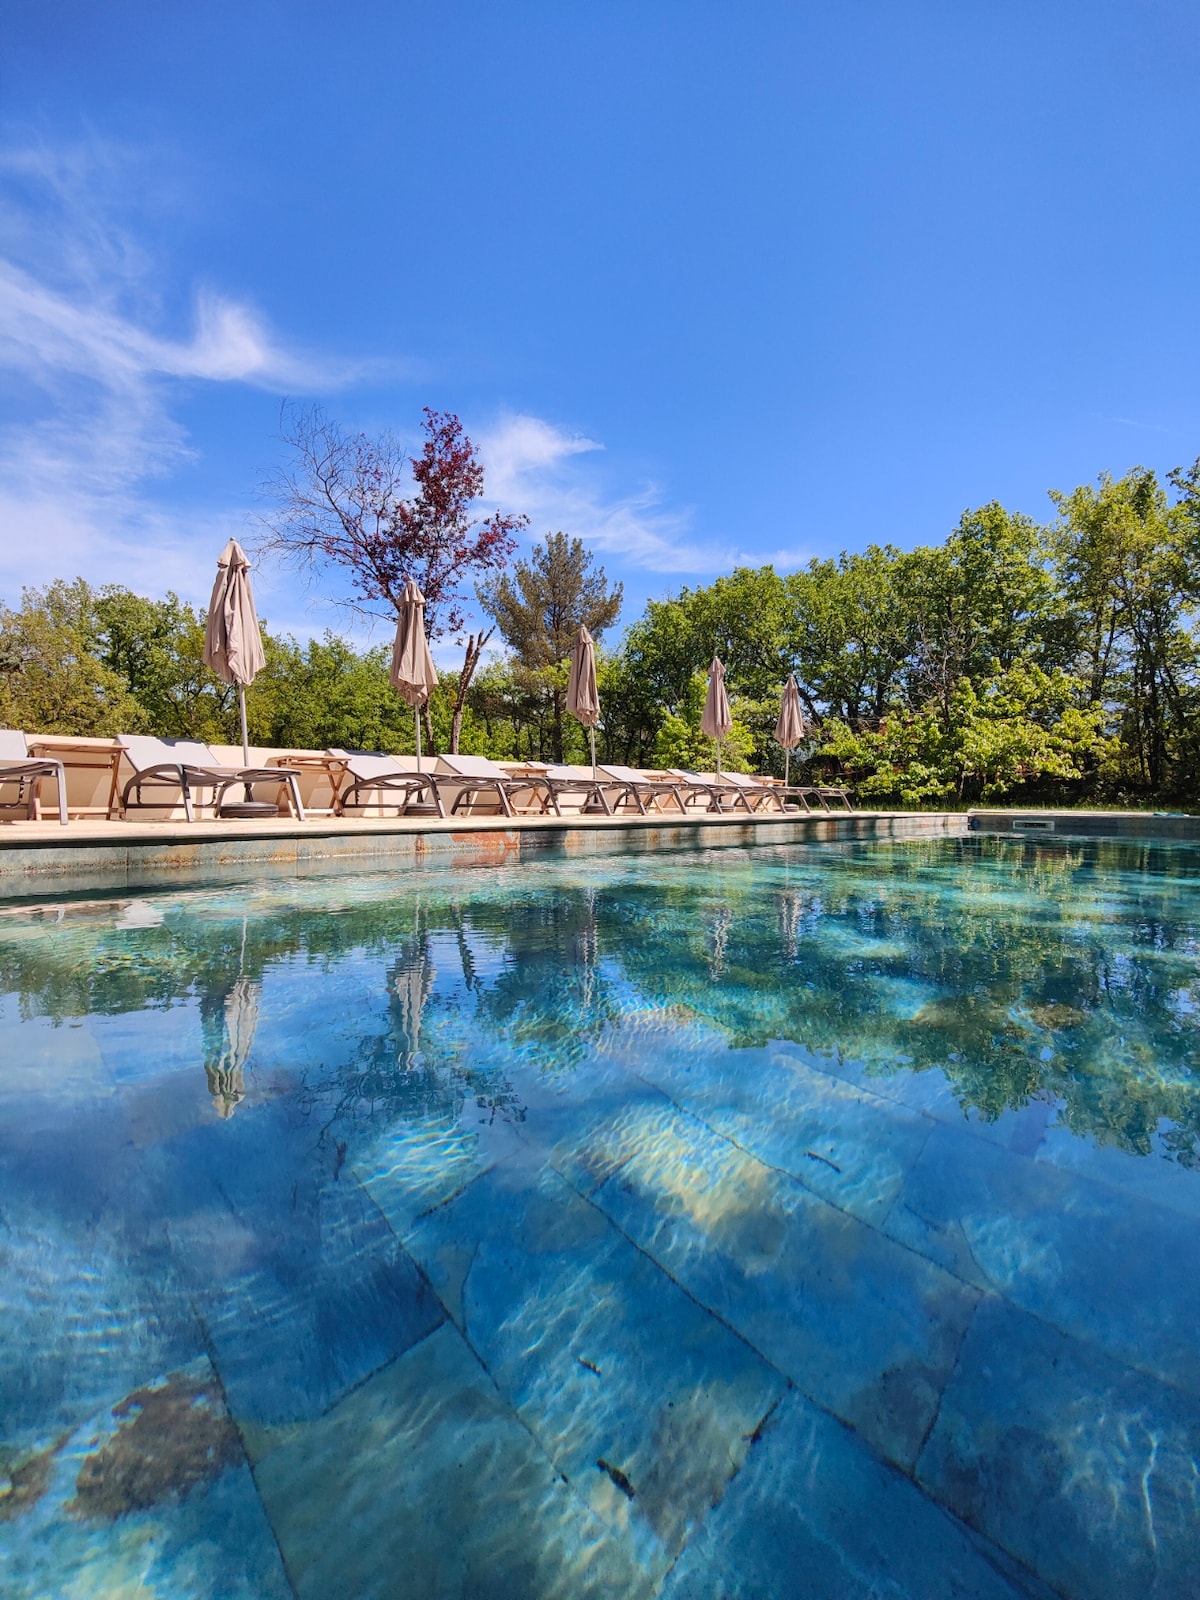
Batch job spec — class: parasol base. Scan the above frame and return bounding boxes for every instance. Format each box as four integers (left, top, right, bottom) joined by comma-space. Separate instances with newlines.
582, 795, 608, 813
401, 802, 442, 818
218, 800, 281, 819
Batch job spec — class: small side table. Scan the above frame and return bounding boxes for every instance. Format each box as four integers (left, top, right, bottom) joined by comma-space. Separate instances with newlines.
267, 753, 350, 816
26, 735, 124, 821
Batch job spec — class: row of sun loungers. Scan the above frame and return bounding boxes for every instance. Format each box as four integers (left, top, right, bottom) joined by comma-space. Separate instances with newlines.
0, 731, 853, 823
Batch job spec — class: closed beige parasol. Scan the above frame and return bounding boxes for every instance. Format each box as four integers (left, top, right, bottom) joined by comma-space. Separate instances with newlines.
566, 625, 601, 779
390, 579, 439, 771
774, 673, 807, 788
204, 539, 266, 768
700, 656, 733, 775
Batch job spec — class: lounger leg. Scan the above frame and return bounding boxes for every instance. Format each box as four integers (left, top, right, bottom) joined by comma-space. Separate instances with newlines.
55, 765, 68, 825
497, 784, 513, 818
182, 778, 195, 824
287, 775, 306, 822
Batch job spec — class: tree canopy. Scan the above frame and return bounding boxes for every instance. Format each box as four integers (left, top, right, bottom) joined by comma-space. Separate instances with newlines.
478, 532, 623, 762
5, 452, 1200, 806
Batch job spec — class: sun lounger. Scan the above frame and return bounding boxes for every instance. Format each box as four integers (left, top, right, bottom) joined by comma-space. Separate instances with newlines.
778, 782, 854, 812
0, 730, 68, 824
661, 769, 761, 813
597, 765, 688, 815
433, 754, 553, 817
534, 764, 623, 815
214, 747, 354, 816
119, 736, 305, 822
693, 771, 790, 813
334, 753, 445, 817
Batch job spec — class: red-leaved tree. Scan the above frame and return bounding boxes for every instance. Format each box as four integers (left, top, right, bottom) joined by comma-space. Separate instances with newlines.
262, 406, 526, 752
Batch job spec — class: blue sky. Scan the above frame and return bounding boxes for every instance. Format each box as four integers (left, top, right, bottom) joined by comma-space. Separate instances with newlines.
2, 1, 1198, 651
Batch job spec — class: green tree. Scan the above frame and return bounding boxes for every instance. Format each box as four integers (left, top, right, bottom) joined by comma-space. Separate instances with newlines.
478, 533, 622, 761
0, 580, 146, 735
821, 662, 1109, 805
788, 546, 916, 725
94, 586, 233, 740
1050, 469, 1200, 794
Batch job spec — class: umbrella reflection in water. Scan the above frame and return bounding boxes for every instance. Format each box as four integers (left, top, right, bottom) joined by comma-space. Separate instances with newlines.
201, 975, 261, 1119
778, 890, 804, 962
391, 913, 435, 1070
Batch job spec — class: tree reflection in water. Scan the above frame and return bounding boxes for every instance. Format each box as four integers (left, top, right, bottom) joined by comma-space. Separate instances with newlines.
2, 837, 1199, 1164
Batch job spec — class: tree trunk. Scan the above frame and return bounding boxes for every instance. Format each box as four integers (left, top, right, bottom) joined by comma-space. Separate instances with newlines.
448, 627, 493, 755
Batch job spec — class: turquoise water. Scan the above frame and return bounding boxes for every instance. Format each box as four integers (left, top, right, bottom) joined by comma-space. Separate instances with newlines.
1, 835, 1199, 1598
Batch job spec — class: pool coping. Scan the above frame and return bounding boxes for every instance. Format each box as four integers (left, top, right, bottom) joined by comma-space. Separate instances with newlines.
0, 809, 966, 897
967, 807, 1200, 841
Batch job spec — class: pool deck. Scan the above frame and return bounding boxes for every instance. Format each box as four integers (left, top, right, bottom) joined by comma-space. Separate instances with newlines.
969, 807, 1200, 840
0, 807, 964, 896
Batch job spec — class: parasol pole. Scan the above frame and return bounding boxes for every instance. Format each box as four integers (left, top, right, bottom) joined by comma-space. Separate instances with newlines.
239, 684, 250, 768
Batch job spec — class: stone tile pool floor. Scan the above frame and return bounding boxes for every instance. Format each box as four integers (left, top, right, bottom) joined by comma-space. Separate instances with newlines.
1, 836, 1199, 1597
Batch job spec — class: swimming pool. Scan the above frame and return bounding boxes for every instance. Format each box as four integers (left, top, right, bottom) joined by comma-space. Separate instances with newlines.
1, 836, 1198, 1598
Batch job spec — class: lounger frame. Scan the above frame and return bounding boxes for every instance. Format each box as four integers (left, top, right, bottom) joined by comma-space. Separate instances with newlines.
119, 738, 305, 823
0, 733, 69, 826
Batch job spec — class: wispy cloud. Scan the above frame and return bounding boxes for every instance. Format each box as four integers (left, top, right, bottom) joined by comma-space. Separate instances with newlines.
1090, 412, 1178, 436
0, 140, 374, 607
477, 412, 810, 576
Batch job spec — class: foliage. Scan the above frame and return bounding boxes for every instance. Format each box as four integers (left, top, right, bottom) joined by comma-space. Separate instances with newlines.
650, 670, 755, 773
820, 663, 1110, 804
262, 405, 527, 751
0, 581, 147, 736
479, 532, 622, 760
478, 532, 623, 668
6, 451, 1200, 804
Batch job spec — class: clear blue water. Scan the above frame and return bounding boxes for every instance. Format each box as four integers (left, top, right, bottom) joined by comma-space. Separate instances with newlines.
2, 836, 1199, 1598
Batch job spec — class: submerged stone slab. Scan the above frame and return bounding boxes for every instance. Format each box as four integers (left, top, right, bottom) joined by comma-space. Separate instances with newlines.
917, 1298, 1200, 1600
1035, 1122, 1200, 1221
884, 1123, 1200, 1397
358, 1105, 525, 1237
587, 1102, 978, 1471
514, 1050, 680, 1197
406, 1160, 786, 1572
622, 1027, 934, 1225
0, 1201, 202, 1454
662, 1386, 1046, 1600
255, 1321, 655, 1600
157, 1106, 443, 1428
1, 1356, 290, 1600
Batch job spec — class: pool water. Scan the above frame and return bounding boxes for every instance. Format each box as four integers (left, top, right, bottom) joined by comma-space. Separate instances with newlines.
1, 836, 1198, 1598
